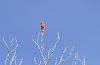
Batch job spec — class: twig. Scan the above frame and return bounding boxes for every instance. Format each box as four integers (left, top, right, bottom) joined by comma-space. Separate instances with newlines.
47, 32, 60, 61
82, 57, 86, 65
14, 56, 17, 65
32, 32, 46, 65
56, 48, 67, 65
19, 57, 23, 65
3, 37, 9, 51
3, 36, 22, 65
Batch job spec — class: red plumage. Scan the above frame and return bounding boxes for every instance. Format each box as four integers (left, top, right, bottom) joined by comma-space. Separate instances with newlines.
40, 18, 45, 33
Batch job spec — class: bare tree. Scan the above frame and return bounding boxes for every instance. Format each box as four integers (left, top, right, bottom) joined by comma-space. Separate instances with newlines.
1, 18, 86, 65
1, 32, 86, 65
3, 36, 23, 65
32, 32, 86, 65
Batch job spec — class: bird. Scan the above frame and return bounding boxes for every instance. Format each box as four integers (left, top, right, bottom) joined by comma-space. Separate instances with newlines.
40, 18, 45, 33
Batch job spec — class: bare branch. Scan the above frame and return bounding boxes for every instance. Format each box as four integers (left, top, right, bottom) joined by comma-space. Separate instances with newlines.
32, 35, 40, 51
33, 57, 38, 65
9, 37, 15, 51
4, 52, 10, 65
70, 48, 86, 65
19, 57, 23, 65
3, 36, 22, 65
55, 57, 58, 65
72, 52, 79, 65
37, 32, 40, 43
14, 56, 17, 65
38, 61, 42, 65
32, 32, 46, 65
3, 36, 10, 65
32, 32, 61, 65
56, 48, 67, 65
11, 37, 14, 44
10, 39, 19, 65
57, 32, 60, 40
3, 36, 9, 50
47, 32, 60, 61
82, 57, 86, 65
70, 46, 75, 57
32, 32, 86, 65
10, 50, 16, 65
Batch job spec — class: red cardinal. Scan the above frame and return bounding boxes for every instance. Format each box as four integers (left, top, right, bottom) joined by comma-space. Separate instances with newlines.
40, 18, 45, 33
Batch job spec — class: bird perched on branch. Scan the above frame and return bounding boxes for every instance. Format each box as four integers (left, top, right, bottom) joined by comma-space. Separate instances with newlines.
40, 18, 45, 33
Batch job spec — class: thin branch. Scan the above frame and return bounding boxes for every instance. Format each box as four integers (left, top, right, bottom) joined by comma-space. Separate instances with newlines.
9, 37, 15, 53
32, 32, 61, 65
82, 57, 86, 65
47, 32, 60, 61
33, 57, 37, 64
72, 52, 79, 65
37, 32, 40, 43
57, 32, 60, 40
56, 48, 67, 65
79, 57, 86, 65
32, 32, 46, 65
38, 61, 42, 65
10, 51, 16, 65
55, 57, 58, 65
10, 40, 19, 65
3, 37, 9, 51
3, 36, 22, 65
3, 36, 10, 65
14, 56, 17, 65
32, 35, 40, 51
19, 57, 23, 65
4, 52, 10, 65
70, 46, 75, 57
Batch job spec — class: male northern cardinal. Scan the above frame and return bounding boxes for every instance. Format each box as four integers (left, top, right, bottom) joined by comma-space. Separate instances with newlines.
40, 18, 45, 33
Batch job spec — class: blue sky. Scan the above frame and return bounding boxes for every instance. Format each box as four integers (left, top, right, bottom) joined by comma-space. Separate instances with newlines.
0, 0, 100, 65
